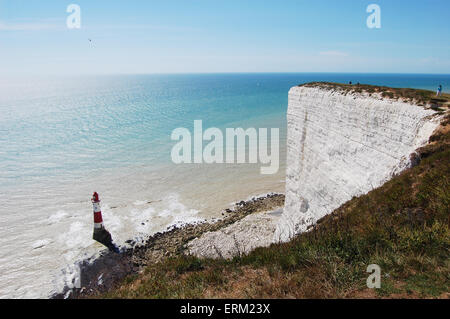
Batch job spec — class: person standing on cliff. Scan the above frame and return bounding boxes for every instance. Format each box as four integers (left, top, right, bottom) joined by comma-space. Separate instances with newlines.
437, 84, 442, 96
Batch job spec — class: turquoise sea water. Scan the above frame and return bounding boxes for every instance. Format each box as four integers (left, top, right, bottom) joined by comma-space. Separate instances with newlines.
1, 73, 449, 188
0, 73, 449, 298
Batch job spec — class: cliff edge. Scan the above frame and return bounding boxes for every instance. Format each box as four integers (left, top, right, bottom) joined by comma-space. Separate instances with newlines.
276, 83, 442, 241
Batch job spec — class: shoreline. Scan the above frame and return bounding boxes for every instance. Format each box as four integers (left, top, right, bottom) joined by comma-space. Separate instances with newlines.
52, 193, 285, 299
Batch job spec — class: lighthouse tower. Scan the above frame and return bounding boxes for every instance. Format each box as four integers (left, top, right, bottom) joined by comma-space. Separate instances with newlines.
92, 192, 104, 229
91, 192, 118, 252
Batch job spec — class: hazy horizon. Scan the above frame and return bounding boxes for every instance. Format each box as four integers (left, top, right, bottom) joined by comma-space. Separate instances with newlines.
2, 71, 450, 78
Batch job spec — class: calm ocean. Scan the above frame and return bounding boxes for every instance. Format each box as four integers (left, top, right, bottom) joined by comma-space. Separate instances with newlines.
0, 73, 449, 298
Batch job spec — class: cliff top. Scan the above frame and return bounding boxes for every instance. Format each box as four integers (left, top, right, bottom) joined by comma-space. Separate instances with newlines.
299, 82, 450, 112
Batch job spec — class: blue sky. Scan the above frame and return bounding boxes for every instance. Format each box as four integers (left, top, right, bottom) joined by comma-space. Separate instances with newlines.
0, 0, 449, 75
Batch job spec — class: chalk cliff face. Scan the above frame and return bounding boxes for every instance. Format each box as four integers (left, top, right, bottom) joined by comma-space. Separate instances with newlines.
275, 86, 439, 242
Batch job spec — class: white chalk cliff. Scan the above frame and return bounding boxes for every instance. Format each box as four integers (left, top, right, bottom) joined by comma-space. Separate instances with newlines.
275, 85, 440, 242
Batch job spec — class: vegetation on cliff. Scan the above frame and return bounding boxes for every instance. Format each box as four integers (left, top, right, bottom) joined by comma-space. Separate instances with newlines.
301, 82, 450, 112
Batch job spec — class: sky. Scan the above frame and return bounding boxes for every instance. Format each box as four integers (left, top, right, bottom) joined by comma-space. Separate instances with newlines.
0, 0, 449, 75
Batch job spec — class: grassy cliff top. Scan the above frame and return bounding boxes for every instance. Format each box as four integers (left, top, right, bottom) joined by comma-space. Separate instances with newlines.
300, 82, 450, 111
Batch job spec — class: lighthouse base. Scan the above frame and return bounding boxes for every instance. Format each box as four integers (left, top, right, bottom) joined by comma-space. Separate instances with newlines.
93, 228, 119, 253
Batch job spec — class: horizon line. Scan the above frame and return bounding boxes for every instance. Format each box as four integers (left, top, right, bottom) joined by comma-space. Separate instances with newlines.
3, 71, 450, 78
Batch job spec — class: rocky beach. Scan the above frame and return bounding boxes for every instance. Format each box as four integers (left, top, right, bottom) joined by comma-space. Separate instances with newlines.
53, 193, 285, 298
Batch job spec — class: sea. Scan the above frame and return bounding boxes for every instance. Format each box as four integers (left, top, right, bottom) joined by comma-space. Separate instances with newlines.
0, 73, 449, 298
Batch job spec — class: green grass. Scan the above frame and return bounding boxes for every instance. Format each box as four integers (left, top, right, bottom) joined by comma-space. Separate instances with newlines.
300, 82, 450, 110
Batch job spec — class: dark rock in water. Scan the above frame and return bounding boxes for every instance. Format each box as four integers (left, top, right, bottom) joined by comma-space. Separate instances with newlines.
93, 228, 118, 253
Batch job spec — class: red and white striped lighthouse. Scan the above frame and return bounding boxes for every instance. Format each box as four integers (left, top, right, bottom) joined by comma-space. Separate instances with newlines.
91, 192, 118, 252
91, 192, 104, 229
